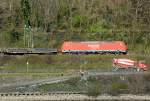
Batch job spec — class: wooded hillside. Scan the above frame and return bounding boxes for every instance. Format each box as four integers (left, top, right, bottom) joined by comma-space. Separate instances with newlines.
0, 0, 150, 53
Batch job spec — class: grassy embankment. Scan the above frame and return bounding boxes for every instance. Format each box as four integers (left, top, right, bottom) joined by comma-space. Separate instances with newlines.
0, 54, 149, 75
37, 74, 150, 96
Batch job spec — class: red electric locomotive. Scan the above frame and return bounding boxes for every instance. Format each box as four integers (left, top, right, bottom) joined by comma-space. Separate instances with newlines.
61, 41, 127, 54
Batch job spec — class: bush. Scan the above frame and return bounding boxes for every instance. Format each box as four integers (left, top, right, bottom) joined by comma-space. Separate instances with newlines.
86, 76, 101, 97
72, 15, 87, 28
86, 83, 101, 97
65, 77, 80, 86
110, 82, 128, 95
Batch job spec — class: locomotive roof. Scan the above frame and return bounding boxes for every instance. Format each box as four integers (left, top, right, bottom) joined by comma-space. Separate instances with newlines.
64, 41, 124, 43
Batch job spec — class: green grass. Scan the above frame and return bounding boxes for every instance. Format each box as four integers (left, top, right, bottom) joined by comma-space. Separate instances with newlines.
0, 73, 59, 78
38, 77, 82, 92
0, 72, 66, 80
36, 74, 150, 95
0, 54, 149, 73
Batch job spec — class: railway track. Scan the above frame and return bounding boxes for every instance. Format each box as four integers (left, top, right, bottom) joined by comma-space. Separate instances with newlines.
0, 92, 83, 96
0, 48, 149, 57
0, 93, 150, 101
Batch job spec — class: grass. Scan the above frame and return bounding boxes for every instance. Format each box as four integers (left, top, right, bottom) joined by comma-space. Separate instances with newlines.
0, 54, 149, 73
0, 54, 149, 83
110, 82, 128, 95
36, 74, 150, 96
0, 72, 68, 81
38, 77, 82, 92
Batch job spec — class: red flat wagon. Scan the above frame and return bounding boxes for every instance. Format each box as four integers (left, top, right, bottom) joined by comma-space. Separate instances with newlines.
61, 41, 127, 54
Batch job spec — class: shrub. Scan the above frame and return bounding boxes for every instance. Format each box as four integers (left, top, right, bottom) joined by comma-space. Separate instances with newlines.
65, 77, 80, 86
86, 83, 101, 97
110, 82, 128, 95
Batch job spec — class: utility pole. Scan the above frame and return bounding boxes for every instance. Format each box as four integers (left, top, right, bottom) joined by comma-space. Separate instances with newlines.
31, 29, 34, 48
24, 24, 33, 48
21, 0, 31, 48
24, 24, 26, 47
26, 60, 29, 73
